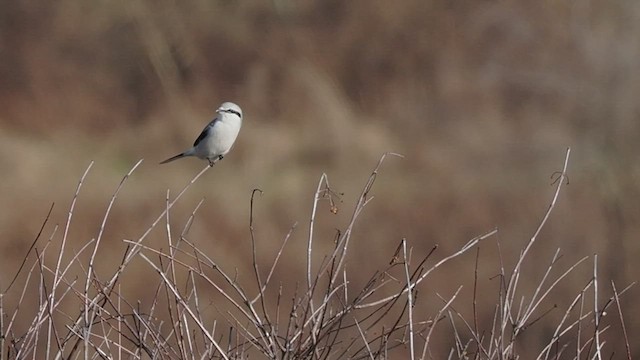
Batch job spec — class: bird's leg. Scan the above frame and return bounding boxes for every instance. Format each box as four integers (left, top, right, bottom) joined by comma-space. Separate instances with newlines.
208, 155, 224, 167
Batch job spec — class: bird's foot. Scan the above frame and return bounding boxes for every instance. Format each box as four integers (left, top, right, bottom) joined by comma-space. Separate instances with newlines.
208, 155, 224, 167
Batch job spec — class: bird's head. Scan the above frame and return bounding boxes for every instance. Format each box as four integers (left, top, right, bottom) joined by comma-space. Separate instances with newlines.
216, 102, 243, 120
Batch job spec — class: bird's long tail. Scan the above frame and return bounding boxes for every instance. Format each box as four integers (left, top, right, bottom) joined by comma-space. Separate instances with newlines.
159, 153, 187, 164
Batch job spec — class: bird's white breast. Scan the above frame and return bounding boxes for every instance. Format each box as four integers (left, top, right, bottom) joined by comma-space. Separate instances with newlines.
194, 116, 242, 159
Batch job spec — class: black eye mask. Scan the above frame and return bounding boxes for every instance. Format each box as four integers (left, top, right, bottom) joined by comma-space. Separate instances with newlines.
223, 109, 242, 118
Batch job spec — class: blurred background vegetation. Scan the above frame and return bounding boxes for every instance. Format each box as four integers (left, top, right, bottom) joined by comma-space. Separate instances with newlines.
0, 0, 638, 357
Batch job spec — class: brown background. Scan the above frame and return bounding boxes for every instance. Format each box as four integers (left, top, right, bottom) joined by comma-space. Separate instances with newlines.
0, 0, 637, 357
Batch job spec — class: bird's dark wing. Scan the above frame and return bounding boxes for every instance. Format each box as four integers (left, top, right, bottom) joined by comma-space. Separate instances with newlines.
193, 118, 217, 147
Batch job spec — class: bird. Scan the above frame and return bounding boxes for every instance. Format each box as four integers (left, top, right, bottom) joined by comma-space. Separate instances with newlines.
160, 102, 243, 166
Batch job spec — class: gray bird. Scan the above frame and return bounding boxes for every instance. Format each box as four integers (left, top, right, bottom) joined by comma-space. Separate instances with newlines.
160, 102, 243, 166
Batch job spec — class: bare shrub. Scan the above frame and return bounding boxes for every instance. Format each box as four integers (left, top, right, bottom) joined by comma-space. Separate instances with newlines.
0, 149, 632, 359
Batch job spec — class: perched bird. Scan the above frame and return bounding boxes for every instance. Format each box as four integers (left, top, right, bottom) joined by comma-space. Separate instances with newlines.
160, 102, 243, 166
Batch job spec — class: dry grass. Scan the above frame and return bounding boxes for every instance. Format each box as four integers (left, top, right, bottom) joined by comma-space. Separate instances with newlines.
0, 150, 633, 359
